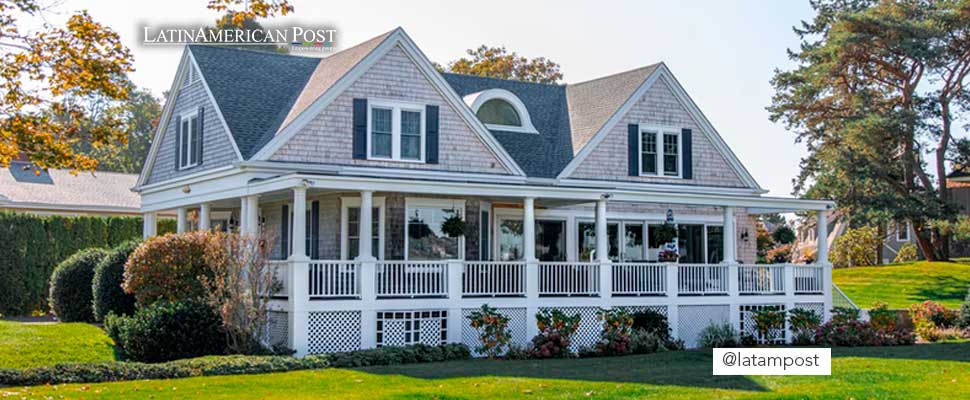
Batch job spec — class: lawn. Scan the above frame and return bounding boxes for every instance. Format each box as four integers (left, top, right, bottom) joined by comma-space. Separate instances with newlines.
4, 343, 968, 399
0, 320, 116, 369
833, 261, 970, 309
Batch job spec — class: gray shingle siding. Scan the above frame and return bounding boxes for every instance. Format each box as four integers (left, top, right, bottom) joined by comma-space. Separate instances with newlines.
567, 76, 748, 188
146, 76, 239, 185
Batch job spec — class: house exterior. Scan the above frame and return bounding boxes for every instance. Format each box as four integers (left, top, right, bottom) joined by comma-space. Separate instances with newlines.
135, 28, 834, 355
793, 210, 918, 264
1, 161, 143, 216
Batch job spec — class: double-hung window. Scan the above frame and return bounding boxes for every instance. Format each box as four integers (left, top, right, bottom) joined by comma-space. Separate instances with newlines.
368, 100, 425, 162
178, 112, 200, 169
639, 127, 681, 177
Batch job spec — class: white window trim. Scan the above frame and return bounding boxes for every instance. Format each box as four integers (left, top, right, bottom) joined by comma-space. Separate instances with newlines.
638, 125, 682, 179
178, 111, 199, 170
340, 196, 386, 260
367, 99, 426, 163
480, 201, 492, 261
496, 215, 569, 262
464, 88, 539, 134
895, 221, 911, 242
404, 197, 465, 261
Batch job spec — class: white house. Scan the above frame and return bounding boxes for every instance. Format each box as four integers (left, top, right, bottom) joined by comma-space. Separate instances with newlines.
135, 28, 835, 355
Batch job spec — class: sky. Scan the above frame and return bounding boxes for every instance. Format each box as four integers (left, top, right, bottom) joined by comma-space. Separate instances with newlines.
59, 0, 816, 197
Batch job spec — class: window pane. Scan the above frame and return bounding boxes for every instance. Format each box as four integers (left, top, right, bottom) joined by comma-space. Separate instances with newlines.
407, 207, 459, 260
476, 99, 521, 126
663, 133, 678, 175
641, 132, 657, 174
536, 220, 566, 261
499, 219, 523, 261
624, 223, 644, 261
401, 135, 420, 160
577, 222, 619, 261
678, 224, 704, 263
347, 207, 379, 259
707, 226, 724, 263
401, 110, 421, 135
371, 108, 392, 158
180, 119, 191, 166
190, 116, 200, 165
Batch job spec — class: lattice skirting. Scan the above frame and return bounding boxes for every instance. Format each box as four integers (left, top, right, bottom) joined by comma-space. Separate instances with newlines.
678, 304, 730, 348
308, 311, 362, 354
794, 302, 825, 319
461, 307, 528, 356
539, 307, 601, 351
377, 310, 448, 347
266, 311, 289, 348
739, 304, 787, 345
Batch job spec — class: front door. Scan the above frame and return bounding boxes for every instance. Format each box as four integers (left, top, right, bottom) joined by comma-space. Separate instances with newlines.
678, 224, 705, 263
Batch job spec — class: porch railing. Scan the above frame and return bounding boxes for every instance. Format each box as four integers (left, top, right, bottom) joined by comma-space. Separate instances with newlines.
793, 265, 824, 294
539, 262, 600, 296
738, 264, 785, 295
677, 264, 729, 295
308, 261, 360, 299
463, 261, 527, 297
375, 260, 449, 298
612, 263, 666, 296
270, 260, 290, 298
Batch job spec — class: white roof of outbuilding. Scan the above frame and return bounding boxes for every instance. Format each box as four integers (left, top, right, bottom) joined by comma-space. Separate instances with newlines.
0, 162, 140, 214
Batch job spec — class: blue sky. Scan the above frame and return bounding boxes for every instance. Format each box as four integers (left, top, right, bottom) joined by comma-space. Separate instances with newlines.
64, 0, 815, 196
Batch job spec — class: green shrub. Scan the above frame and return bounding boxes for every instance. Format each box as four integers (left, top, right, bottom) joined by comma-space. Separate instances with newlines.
868, 302, 897, 331
105, 300, 226, 363
814, 320, 915, 346
830, 226, 879, 267
0, 354, 329, 386
772, 225, 796, 245
92, 241, 139, 321
123, 231, 214, 306
752, 309, 786, 343
590, 308, 635, 356
48, 248, 109, 322
788, 308, 822, 345
893, 243, 919, 263
327, 344, 471, 368
630, 309, 671, 342
831, 307, 861, 324
698, 323, 740, 348
466, 304, 511, 358
959, 288, 970, 329
0, 212, 175, 316
910, 300, 959, 342
529, 309, 581, 359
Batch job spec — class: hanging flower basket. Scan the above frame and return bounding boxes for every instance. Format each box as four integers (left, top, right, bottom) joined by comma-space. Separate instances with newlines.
651, 223, 678, 245
441, 214, 466, 238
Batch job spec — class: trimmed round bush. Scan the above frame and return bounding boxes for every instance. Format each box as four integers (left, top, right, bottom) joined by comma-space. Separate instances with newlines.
123, 231, 215, 306
92, 241, 140, 321
48, 247, 109, 322
104, 299, 226, 363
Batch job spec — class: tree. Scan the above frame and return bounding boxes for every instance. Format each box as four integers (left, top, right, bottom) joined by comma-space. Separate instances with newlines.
206, 0, 294, 27
769, 0, 970, 261
209, 11, 287, 54
1, 0, 133, 173
772, 225, 797, 245
444, 45, 563, 84
74, 88, 161, 173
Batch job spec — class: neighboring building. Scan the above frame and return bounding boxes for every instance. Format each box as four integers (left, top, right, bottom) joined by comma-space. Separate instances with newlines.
135, 28, 834, 353
0, 161, 143, 216
794, 210, 917, 265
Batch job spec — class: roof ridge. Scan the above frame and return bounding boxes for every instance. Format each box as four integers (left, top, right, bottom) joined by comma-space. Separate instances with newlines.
440, 72, 565, 88
568, 62, 662, 88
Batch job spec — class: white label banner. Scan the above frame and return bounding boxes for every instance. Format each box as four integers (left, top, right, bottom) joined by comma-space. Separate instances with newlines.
712, 348, 831, 375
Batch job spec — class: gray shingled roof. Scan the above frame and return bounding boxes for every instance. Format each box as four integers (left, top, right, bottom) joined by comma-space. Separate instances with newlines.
0, 162, 140, 211
442, 73, 575, 178
566, 64, 659, 153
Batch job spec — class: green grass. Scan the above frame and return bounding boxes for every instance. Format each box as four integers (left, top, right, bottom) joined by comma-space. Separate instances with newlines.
0, 320, 116, 369
833, 261, 970, 309
5, 343, 968, 399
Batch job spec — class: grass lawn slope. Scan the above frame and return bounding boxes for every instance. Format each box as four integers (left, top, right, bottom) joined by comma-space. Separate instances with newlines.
0, 320, 116, 369
833, 261, 970, 309
7, 343, 969, 399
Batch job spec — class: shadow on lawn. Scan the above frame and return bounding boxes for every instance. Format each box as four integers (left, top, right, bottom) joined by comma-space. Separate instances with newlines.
360, 349, 767, 392
913, 275, 970, 305
831, 342, 970, 362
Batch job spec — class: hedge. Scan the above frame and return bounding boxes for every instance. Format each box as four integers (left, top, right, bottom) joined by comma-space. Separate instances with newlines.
0, 343, 471, 386
0, 212, 175, 316
48, 248, 110, 322
92, 241, 139, 321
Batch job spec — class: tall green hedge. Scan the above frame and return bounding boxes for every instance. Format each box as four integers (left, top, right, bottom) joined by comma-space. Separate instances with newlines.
0, 212, 175, 316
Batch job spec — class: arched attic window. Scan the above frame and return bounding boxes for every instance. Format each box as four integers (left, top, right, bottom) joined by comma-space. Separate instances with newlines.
463, 89, 538, 134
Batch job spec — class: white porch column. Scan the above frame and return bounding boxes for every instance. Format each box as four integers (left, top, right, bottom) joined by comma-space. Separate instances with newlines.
240, 195, 260, 236
142, 212, 157, 240
724, 207, 741, 331
523, 197, 540, 339
288, 187, 310, 357
176, 207, 188, 233
722, 206, 737, 264
818, 210, 833, 321
595, 199, 612, 300
357, 190, 378, 349
199, 203, 211, 231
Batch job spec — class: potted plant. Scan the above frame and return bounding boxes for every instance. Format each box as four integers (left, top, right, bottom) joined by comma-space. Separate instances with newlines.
441, 213, 466, 238
658, 249, 679, 262
651, 223, 678, 247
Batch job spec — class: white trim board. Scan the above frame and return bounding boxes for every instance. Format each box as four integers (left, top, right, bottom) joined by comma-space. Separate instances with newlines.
556, 64, 762, 190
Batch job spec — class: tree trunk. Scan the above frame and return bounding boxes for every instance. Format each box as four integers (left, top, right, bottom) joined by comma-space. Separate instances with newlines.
875, 224, 884, 265
913, 222, 938, 262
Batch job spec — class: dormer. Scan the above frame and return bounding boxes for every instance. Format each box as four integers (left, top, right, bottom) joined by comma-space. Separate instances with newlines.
463, 89, 538, 134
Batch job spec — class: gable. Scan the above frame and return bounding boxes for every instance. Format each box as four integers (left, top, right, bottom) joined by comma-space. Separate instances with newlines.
565, 75, 749, 188
269, 44, 513, 175
145, 61, 240, 185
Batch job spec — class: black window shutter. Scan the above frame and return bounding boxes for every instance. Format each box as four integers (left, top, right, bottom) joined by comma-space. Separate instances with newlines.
682, 128, 693, 179
174, 116, 182, 171
352, 98, 368, 159
196, 106, 205, 165
426, 105, 439, 164
281, 204, 290, 258
309, 201, 319, 259
627, 124, 639, 176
